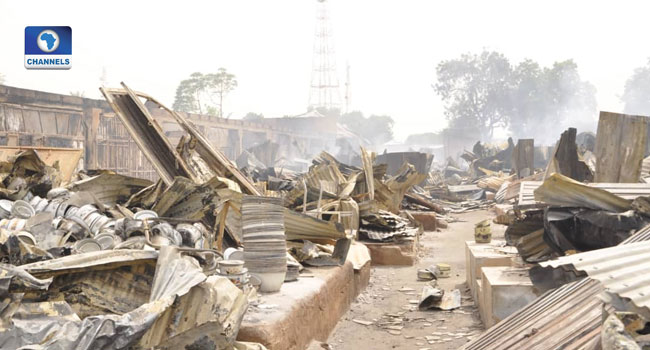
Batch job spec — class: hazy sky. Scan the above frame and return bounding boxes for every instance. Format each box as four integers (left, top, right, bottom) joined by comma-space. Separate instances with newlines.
1, 0, 649, 141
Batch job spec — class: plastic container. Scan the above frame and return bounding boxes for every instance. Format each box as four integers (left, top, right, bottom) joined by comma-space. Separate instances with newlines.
254, 272, 286, 292
436, 263, 451, 278
218, 259, 245, 274
474, 219, 492, 243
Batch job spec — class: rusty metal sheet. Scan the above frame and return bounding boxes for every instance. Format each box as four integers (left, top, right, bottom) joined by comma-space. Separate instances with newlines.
461, 278, 604, 350
462, 222, 650, 350
39, 111, 58, 134
520, 177, 650, 208
359, 210, 418, 242
360, 147, 375, 200
283, 208, 346, 241
148, 246, 206, 302
100, 85, 196, 186
20, 249, 158, 277
4, 107, 22, 132
22, 109, 41, 133
0, 146, 82, 182
0, 263, 52, 294
43, 266, 153, 318
67, 172, 153, 205
139, 275, 250, 349
0, 246, 247, 350
101, 83, 260, 195
378, 163, 427, 213
0, 247, 204, 349
533, 173, 631, 212
541, 239, 650, 313
148, 93, 259, 195
375, 151, 433, 175
514, 228, 554, 263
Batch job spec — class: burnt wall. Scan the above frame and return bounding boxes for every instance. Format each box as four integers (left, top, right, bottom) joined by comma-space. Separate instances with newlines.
0, 85, 336, 179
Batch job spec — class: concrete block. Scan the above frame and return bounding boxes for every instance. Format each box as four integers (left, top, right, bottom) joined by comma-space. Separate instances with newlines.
409, 211, 438, 230
476, 278, 485, 322
364, 240, 417, 266
465, 240, 516, 289
480, 266, 540, 328
473, 278, 482, 307
238, 260, 370, 350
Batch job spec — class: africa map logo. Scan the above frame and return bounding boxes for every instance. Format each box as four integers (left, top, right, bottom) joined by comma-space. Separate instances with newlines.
25, 26, 72, 70
37, 30, 60, 53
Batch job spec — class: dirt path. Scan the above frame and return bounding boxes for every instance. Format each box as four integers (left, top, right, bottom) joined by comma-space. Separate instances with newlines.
321, 210, 505, 350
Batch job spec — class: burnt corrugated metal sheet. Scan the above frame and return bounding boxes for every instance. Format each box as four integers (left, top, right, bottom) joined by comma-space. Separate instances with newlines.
460, 278, 604, 350
375, 151, 433, 175
517, 181, 543, 207
283, 208, 346, 241
462, 223, 650, 350
21, 249, 158, 277
100, 85, 194, 185
101, 83, 260, 195
624, 223, 650, 243
514, 228, 554, 263
520, 174, 650, 208
540, 239, 650, 312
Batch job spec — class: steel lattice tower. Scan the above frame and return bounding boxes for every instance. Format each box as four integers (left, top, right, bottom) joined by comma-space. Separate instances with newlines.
308, 0, 341, 111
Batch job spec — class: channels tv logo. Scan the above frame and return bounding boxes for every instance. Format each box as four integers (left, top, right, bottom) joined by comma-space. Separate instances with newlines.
24, 26, 72, 70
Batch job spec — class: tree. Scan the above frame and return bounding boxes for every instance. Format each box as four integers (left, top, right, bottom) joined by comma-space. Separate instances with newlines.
510, 60, 596, 141
207, 68, 238, 118
622, 59, 650, 116
339, 110, 364, 132
173, 72, 208, 114
69, 91, 85, 97
243, 112, 264, 121
172, 69, 238, 117
435, 51, 513, 141
435, 50, 596, 142
340, 111, 394, 145
366, 115, 394, 144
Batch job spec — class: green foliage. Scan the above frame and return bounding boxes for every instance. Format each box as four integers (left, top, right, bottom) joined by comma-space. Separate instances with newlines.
172, 68, 238, 117
622, 59, 650, 116
340, 111, 394, 145
435, 51, 512, 140
435, 51, 596, 142
510, 60, 596, 139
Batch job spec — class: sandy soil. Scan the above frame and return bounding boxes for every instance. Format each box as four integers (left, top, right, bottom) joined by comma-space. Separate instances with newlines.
316, 209, 506, 350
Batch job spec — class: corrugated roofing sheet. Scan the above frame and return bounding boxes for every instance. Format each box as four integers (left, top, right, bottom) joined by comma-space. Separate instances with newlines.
540, 238, 650, 311
517, 181, 543, 207
518, 176, 650, 207
461, 223, 650, 350
461, 278, 604, 350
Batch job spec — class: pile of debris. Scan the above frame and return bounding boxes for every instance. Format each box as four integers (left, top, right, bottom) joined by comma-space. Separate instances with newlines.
0, 149, 266, 349
462, 111, 650, 350
0, 83, 453, 349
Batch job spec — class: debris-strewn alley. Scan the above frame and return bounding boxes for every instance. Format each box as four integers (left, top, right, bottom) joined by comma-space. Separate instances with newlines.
325, 210, 501, 350
5, 11, 650, 348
